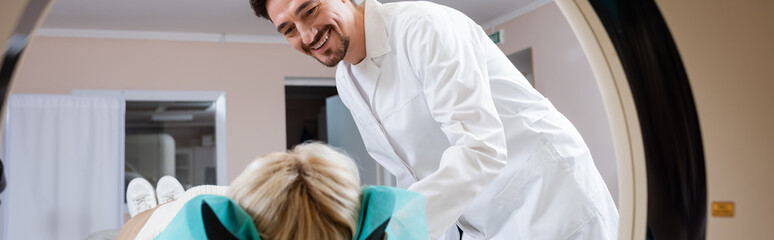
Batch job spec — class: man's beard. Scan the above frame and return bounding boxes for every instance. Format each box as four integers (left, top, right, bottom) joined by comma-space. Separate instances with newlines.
318, 35, 348, 67
303, 27, 350, 68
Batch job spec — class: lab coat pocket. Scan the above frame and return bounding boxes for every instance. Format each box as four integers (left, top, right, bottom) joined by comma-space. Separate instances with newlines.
491, 142, 597, 239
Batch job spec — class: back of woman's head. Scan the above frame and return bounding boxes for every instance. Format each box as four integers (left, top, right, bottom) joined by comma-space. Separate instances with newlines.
227, 142, 361, 240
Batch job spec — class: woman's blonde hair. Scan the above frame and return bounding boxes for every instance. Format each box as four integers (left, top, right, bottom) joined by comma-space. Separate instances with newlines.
227, 142, 362, 240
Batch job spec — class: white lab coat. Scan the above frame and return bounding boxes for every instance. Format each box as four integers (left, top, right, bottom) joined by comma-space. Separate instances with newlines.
335, 0, 619, 239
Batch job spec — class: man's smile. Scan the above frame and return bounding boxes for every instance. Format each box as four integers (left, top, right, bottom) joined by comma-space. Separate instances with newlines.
312, 29, 330, 51
306, 27, 332, 54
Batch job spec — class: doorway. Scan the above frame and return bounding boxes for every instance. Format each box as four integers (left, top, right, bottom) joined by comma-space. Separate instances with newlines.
283, 77, 394, 186
124, 101, 217, 189
507, 47, 534, 86
73, 90, 228, 186
284, 85, 338, 149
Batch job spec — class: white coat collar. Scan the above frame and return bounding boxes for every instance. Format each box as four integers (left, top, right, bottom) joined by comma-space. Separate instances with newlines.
335, 0, 390, 114
362, 0, 391, 60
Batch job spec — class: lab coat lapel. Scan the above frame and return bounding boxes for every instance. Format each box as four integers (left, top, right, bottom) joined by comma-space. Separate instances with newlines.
363, 61, 381, 111
335, 71, 371, 122
363, 0, 390, 112
336, 70, 412, 184
333, 0, 415, 185
364, 0, 391, 59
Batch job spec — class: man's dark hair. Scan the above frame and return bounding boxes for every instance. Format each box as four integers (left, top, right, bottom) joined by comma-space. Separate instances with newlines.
249, 0, 272, 21
249, 0, 358, 22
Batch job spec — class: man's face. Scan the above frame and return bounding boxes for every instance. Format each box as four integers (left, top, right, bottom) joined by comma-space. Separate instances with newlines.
267, 0, 353, 67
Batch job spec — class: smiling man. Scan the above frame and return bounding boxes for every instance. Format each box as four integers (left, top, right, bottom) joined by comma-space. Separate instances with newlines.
267, 0, 365, 67
252, 0, 619, 239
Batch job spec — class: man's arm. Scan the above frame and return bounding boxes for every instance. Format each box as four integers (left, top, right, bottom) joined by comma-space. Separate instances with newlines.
403, 13, 508, 239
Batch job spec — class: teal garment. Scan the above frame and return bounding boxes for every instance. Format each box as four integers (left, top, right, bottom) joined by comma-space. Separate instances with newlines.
354, 186, 429, 240
155, 195, 261, 240
155, 186, 428, 240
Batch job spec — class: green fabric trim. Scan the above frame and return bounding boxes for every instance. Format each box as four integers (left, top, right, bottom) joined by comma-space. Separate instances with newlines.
156, 186, 428, 240
155, 195, 261, 240
355, 186, 429, 240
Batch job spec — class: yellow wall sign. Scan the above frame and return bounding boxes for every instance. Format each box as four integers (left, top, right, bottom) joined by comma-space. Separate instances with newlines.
712, 201, 734, 217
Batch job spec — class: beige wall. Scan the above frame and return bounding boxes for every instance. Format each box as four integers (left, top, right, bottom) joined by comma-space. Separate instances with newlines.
656, 1, 774, 239
490, 2, 619, 204
10, 2, 620, 204
10, 36, 336, 183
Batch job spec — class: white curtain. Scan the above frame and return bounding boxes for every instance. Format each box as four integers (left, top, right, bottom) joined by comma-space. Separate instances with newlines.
3, 94, 124, 240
